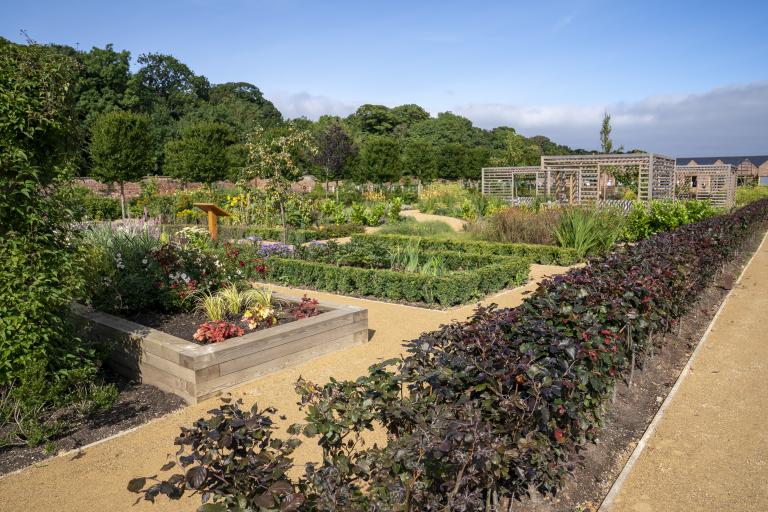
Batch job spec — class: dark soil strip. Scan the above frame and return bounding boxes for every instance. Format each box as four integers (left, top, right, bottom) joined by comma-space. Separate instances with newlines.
513, 227, 767, 512
0, 373, 185, 476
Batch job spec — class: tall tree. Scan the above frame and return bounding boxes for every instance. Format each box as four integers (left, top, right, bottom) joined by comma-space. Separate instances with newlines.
313, 122, 355, 194
90, 110, 155, 218
164, 121, 237, 186
75, 44, 132, 126
243, 126, 317, 242
600, 111, 613, 154
346, 104, 398, 135
402, 139, 438, 182
357, 136, 402, 185
128, 53, 210, 119
184, 82, 283, 134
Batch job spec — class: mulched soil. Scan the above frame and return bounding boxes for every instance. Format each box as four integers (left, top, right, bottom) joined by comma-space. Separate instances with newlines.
512, 229, 766, 512
125, 309, 299, 343
0, 372, 185, 476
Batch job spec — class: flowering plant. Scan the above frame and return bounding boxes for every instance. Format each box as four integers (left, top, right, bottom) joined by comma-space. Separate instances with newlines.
288, 295, 321, 320
241, 304, 278, 329
193, 321, 244, 344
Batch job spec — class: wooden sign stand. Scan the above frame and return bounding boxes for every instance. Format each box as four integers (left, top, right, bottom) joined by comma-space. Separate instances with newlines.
193, 203, 230, 242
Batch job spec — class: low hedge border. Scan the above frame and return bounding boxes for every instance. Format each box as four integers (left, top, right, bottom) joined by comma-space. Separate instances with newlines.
352, 233, 580, 265
161, 224, 365, 244
264, 252, 530, 306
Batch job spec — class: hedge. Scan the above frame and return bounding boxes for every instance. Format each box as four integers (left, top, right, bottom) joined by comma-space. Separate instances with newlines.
264, 250, 530, 306
352, 233, 580, 265
135, 200, 768, 510
161, 223, 364, 244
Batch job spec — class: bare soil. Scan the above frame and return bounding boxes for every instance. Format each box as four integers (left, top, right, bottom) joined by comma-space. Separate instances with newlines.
0, 372, 185, 477
512, 228, 767, 512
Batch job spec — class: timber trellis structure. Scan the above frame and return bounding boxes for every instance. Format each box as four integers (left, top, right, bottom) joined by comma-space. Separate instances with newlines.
673, 164, 736, 208
482, 153, 676, 205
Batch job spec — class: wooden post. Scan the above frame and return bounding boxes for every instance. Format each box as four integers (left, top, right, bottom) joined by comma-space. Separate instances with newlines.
193, 203, 230, 242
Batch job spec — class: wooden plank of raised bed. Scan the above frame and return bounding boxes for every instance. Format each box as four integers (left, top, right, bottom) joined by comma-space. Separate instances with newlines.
215, 317, 367, 376
195, 328, 369, 401
185, 309, 363, 370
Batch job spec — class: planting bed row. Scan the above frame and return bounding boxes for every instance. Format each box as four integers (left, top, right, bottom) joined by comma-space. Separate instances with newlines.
352, 232, 580, 265
263, 238, 531, 306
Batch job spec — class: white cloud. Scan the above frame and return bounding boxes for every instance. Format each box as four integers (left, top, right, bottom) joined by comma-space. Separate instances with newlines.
454, 81, 768, 155
268, 81, 768, 155
270, 91, 357, 120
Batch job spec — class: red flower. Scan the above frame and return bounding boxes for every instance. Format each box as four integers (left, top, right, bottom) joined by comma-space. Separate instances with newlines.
554, 428, 566, 444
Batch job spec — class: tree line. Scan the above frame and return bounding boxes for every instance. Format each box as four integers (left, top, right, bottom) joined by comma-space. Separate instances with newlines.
0, 37, 592, 196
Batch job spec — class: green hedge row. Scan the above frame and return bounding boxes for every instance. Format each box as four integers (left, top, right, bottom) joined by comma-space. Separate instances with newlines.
264, 253, 529, 306
161, 224, 365, 245
351, 233, 579, 265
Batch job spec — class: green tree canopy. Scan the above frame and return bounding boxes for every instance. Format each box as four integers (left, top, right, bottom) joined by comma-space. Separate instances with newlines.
402, 139, 438, 181
164, 121, 238, 184
90, 110, 155, 217
128, 53, 210, 119
358, 135, 402, 184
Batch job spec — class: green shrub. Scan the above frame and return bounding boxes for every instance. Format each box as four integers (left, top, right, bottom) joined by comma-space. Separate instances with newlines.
71, 187, 122, 220
265, 255, 528, 306
623, 200, 721, 242
353, 233, 580, 265
553, 208, 624, 258
736, 185, 768, 207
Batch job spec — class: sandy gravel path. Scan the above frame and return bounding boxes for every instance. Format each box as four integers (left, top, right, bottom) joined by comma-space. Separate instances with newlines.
400, 209, 467, 231
0, 265, 568, 512
603, 232, 768, 511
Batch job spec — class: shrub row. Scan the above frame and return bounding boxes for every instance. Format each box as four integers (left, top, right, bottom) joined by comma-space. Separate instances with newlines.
134, 200, 768, 511
352, 233, 580, 265
160, 223, 365, 245
264, 251, 530, 306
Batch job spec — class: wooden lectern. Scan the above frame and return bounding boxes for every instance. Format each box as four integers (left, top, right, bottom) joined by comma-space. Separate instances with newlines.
193, 203, 230, 242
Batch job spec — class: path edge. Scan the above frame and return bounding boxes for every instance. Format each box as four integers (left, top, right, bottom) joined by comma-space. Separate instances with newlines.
598, 229, 768, 511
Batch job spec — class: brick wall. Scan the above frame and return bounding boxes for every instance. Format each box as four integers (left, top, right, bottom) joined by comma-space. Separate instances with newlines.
73, 176, 318, 198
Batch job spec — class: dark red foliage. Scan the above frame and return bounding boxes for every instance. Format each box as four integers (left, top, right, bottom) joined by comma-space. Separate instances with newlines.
192, 321, 244, 344
288, 295, 320, 320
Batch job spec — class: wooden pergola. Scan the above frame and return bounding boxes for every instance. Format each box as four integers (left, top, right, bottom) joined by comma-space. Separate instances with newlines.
482, 153, 676, 204
674, 164, 736, 208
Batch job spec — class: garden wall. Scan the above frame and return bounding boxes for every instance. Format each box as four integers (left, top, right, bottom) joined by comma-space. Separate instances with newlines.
73, 295, 367, 403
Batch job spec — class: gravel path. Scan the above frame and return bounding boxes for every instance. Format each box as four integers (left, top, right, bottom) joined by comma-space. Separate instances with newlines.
400, 209, 468, 231
602, 232, 768, 511
0, 265, 568, 512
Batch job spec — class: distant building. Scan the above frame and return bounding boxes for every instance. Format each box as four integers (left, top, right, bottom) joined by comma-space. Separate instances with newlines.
676, 156, 768, 186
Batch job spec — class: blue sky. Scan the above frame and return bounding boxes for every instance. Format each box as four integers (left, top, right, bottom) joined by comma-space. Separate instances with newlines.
2, 0, 767, 154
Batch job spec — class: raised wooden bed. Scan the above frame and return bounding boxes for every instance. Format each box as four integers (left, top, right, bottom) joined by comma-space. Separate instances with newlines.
73, 295, 368, 404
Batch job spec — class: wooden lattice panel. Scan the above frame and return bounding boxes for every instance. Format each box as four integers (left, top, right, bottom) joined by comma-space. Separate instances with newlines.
481, 166, 545, 202
674, 164, 736, 208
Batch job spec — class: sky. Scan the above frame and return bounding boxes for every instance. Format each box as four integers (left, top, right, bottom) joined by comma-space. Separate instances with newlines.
2, 0, 767, 155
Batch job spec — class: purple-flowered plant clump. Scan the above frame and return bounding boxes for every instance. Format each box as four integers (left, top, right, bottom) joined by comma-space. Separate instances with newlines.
258, 241, 295, 258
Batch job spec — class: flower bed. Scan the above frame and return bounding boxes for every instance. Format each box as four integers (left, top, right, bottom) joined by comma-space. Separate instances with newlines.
351, 233, 580, 265
262, 238, 530, 306
132, 200, 768, 510
74, 293, 367, 404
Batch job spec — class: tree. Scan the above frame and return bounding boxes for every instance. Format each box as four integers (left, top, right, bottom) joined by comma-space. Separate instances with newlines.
313, 122, 356, 194
128, 53, 210, 119
402, 139, 438, 182
0, 40, 87, 386
346, 104, 398, 135
185, 82, 283, 135
357, 136, 402, 185
600, 111, 613, 154
75, 44, 132, 126
243, 126, 317, 242
165, 121, 237, 186
90, 110, 155, 218
408, 112, 483, 146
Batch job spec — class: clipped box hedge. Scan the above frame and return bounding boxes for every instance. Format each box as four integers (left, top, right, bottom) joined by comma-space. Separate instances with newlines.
351, 233, 579, 265
161, 224, 364, 245
264, 250, 530, 306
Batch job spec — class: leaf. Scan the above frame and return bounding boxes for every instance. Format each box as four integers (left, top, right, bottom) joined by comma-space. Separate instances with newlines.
160, 461, 176, 471
127, 477, 146, 493
186, 466, 208, 489
197, 504, 227, 512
